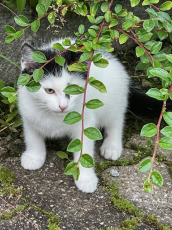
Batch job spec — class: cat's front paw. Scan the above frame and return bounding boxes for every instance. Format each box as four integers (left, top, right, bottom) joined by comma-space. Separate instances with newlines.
100, 141, 122, 160
75, 173, 98, 193
21, 152, 45, 170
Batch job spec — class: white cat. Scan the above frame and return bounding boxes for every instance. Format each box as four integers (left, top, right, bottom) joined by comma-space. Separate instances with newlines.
18, 38, 129, 193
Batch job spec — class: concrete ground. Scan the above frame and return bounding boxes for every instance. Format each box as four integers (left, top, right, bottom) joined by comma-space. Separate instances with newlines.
0, 131, 172, 230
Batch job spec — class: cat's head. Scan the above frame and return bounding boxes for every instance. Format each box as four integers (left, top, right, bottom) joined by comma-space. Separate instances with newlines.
21, 43, 87, 114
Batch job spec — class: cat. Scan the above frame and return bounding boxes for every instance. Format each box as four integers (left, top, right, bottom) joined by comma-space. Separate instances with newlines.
18, 38, 164, 193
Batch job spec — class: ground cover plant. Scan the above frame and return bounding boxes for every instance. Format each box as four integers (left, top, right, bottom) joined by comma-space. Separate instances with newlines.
0, 0, 172, 193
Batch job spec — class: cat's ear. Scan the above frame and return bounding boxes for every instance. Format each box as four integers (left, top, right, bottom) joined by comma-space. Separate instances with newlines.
21, 43, 40, 72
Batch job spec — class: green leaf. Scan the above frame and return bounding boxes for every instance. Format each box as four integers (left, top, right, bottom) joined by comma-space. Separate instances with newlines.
77, 5, 87, 16
78, 24, 85, 35
1, 87, 16, 97
56, 0, 62, 6
31, 51, 47, 63
146, 88, 164, 100
88, 29, 97, 37
14, 30, 23, 39
143, 179, 153, 193
88, 78, 107, 93
17, 74, 31, 85
158, 31, 168, 40
165, 54, 172, 63
14, 15, 29, 26
138, 158, 151, 172
86, 99, 104, 109
157, 11, 171, 22
63, 84, 84, 95
115, 4, 122, 13
67, 139, 82, 152
140, 53, 149, 63
68, 46, 77, 52
12, 118, 22, 128
160, 1, 172, 11
143, 20, 155, 32
141, 123, 157, 137
36, 3, 46, 17
105, 11, 111, 23
79, 52, 92, 62
16, 0, 26, 13
93, 58, 109, 68
151, 171, 163, 186
142, 0, 159, 6
138, 32, 153, 42
48, 12, 56, 24
101, 2, 109, 12
33, 69, 44, 82
150, 42, 162, 54
55, 56, 65, 66
5, 25, 16, 35
80, 154, 94, 168
109, 19, 118, 28
149, 68, 169, 81
90, 3, 98, 16
61, 7, 67, 16
163, 21, 172, 32
92, 53, 102, 62
136, 46, 145, 57
163, 112, 172, 126
68, 62, 88, 72
122, 21, 134, 31
52, 43, 64, 51
130, 0, 140, 7
72, 166, 80, 180
39, 0, 51, 11
56, 151, 68, 159
31, 20, 40, 32
159, 137, 172, 149
119, 34, 129, 44
87, 15, 95, 23
84, 127, 103, 140
8, 95, 17, 103
160, 126, 172, 137
63, 111, 82, 124
95, 16, 104, 24
26, 81, 41, 92
6, 110, 18, 123
5, 35, 14, 43
64, 162, 78, 175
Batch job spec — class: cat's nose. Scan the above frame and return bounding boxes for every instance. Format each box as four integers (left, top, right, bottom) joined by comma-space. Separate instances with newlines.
59, 105, 68, 112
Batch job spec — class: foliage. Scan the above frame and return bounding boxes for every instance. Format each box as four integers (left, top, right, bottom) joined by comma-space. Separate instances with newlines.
1, 0, 172, 191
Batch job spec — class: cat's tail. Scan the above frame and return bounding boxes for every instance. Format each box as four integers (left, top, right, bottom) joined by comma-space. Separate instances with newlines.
128, 83, 172, 118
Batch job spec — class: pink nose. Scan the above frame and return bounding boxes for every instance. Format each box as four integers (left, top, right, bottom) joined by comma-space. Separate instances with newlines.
59, 105, 68, 112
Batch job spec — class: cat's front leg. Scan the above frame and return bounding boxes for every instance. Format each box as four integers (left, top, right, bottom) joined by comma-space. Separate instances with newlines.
100, 115, 125, 160
72, 133, 98, 193
21, 120, 46, 170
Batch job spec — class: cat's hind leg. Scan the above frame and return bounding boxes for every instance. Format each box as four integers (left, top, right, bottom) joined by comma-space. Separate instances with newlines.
21, 121, 46, 170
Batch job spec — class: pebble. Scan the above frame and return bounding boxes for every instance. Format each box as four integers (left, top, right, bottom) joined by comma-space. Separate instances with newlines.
110, 169, 119, 177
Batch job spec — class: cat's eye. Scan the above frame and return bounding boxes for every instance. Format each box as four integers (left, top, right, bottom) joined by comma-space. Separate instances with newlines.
45, 88, 55, 94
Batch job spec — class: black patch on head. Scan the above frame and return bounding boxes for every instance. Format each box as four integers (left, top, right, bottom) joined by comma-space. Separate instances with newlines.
65, 94, 70, 99
21, 43, 88, 80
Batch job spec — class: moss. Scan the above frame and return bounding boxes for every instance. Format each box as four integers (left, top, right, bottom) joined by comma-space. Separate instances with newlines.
104, 182, 142, 217
103, 180, 171, 230
0, 167, 15, 185
144, 214, 170, 230
21, 198, 60, 230
120, 217, 141, 230
0, 205, 26, 220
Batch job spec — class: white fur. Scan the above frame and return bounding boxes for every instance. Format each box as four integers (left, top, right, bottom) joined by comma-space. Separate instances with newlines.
18, 39, 129, 193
